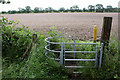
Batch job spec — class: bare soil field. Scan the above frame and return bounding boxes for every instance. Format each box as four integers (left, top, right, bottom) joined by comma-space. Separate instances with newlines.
2, 13, 118, 40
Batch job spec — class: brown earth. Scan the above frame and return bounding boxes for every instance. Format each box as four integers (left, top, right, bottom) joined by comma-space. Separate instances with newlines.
2, 13, 118, 40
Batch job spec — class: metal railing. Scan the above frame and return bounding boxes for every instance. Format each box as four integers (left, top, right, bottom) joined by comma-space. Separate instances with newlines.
45, 36, 103, 69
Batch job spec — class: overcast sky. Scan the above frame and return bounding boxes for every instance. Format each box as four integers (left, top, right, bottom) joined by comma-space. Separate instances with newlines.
0, 0, 120, 12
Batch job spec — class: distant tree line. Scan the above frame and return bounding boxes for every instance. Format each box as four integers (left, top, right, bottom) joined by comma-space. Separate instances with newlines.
0, 0, 10, 4
1, 4, 120, 14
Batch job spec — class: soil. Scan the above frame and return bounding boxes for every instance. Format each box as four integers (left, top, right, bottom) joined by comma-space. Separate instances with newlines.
2, 13, 118, 40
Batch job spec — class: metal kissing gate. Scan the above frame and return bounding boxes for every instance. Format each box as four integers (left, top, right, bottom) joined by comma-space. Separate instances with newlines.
45, 36, 103, 69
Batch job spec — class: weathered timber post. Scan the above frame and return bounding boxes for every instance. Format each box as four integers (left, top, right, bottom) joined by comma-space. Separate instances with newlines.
33, 34, 37, 43
32, 34, 38, 55
100, 17, 112, 47
22, 34, 37, 59
100, 17, 112, 69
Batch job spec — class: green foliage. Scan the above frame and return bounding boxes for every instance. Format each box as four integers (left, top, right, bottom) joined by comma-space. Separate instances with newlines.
0, 0, 10, 4
95, 4, 104, 12
80, 38, 119, 79
59, 7, 65, 12
8, 10, 17, 14
34, 7, 40, 13
18, 41, 68, 78
2, 16, 33, 60
88, 5, 95, 12
2, 17, 68, 79
47, 26, 61, 37
25, 6, 32, 13
47, 26, 61, 50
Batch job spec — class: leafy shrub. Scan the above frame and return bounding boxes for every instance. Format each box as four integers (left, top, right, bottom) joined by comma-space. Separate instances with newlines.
47, 26, 61, 37
80, 38, 119, 79
2, 17, 68, 79
47, 26, 61, 50
1, 16, 33, 60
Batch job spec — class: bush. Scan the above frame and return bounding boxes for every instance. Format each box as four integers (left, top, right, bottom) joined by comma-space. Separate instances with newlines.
2, 16, 68, 79
80, 38, 119, 79
1, 16, 33, 60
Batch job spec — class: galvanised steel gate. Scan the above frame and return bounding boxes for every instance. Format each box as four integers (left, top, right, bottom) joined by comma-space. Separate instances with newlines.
45, 36, 103, 69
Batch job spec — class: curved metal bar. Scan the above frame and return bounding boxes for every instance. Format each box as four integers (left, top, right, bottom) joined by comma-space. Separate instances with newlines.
45, 37, 98, 45
45, 50, 60, 61
45, 53, 60, 61
45, 45, 61, 53
45, 37, 61, 44
45, 39, 60, 60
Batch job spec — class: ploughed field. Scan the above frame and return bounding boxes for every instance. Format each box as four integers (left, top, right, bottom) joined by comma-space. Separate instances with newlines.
2, 13, 118, 40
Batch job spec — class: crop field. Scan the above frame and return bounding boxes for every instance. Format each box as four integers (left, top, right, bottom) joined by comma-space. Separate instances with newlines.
2, 13, 118, 40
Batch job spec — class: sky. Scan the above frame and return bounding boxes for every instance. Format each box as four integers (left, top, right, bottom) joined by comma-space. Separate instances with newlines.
0, 0, 120, 12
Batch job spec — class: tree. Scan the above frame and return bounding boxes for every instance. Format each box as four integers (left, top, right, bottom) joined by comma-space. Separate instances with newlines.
1, 11, 7, 14
72, 5, 79, 12
106, 5, 113, 12
82, 8, 88, 12
48, 7, 53, 12
34, 7, 39, 13
118, 8, 120, 12
95, 4, 104, 12
0, 0, 10, 4
44, 7, 54, 12
64, 8, 70, 12
70, 7, 74, 12
88, 5, 95, 12
8, 10, 11, 14
113, 7, 118, 12
8, 10, 17, 14
25, 6, 31, 13
59, 7, 65, 12
18, 8, 26, 13
45, 8, 49, 12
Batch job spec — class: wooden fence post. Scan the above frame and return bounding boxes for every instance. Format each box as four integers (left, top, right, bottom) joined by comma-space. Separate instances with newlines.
22, 34, 38, 59
32, 34, 37, 55
100, 17, 112, 48
33, 34, 37, 43
99, 17, 112, 69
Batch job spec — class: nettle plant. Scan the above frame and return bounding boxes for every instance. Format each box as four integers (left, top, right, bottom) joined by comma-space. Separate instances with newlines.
47, 26, 61, 37
1, 16, 33, 60
47, 26, 62, 50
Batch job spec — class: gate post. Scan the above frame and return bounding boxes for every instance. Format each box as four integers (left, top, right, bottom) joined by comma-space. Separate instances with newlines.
100, 17, 112, 48
99, 43, 103, 69
100, 17, 112, 68
60, 42, 63, 66
33, 34, 37, 43
73, 36, 76, 58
